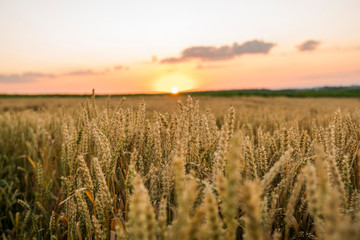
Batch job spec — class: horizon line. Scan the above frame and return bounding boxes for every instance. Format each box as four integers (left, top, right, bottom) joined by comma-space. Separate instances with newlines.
0, 84, 359, 96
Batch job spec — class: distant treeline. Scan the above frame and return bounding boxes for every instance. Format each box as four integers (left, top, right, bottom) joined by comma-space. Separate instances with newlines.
1, 86, 359, 98
189, 87, 360, 98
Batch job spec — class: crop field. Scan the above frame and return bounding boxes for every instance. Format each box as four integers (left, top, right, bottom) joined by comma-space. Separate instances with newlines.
1, 95, 360, 239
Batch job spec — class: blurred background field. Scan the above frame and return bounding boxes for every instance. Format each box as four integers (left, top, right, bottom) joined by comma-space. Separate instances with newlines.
1, 94, 359, 122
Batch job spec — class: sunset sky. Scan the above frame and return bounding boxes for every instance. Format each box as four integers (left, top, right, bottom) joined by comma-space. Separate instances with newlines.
0, 0, 359, 94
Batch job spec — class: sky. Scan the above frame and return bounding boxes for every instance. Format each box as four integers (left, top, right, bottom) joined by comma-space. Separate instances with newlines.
0, 0, 359, 94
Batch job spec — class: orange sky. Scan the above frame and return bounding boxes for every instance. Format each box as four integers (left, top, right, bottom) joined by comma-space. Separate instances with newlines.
0, 0, 359, 94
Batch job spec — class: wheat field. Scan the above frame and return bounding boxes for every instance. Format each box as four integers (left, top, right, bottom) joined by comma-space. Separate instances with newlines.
1, 94, 360, 239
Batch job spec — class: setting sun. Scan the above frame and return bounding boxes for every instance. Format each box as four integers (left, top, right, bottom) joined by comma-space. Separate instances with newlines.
171, 87, 179, 94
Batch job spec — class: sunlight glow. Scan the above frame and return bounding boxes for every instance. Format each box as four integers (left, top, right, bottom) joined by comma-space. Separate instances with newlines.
154, 73, 196, 93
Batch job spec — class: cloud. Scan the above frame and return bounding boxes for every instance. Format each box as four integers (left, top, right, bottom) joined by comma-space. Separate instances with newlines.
182, 45, 233, 61
233, 41, 275, 54
297, 40, 321, 51
161, 57, 188, 64
160, 40, 276, 64
64, 69, 108, 76
0, 72, 55, 83
1, 68, 110, 83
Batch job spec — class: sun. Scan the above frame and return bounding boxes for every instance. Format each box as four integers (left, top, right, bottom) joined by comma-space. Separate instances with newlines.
171, 87, 179, 94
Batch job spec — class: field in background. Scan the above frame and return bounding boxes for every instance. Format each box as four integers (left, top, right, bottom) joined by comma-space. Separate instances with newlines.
1, 85, 360, 99
1, 94, 360, 115
1, 95, 360, 239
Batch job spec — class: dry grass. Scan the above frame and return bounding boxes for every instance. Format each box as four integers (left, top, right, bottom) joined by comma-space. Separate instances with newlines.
0, 94, 360, 239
